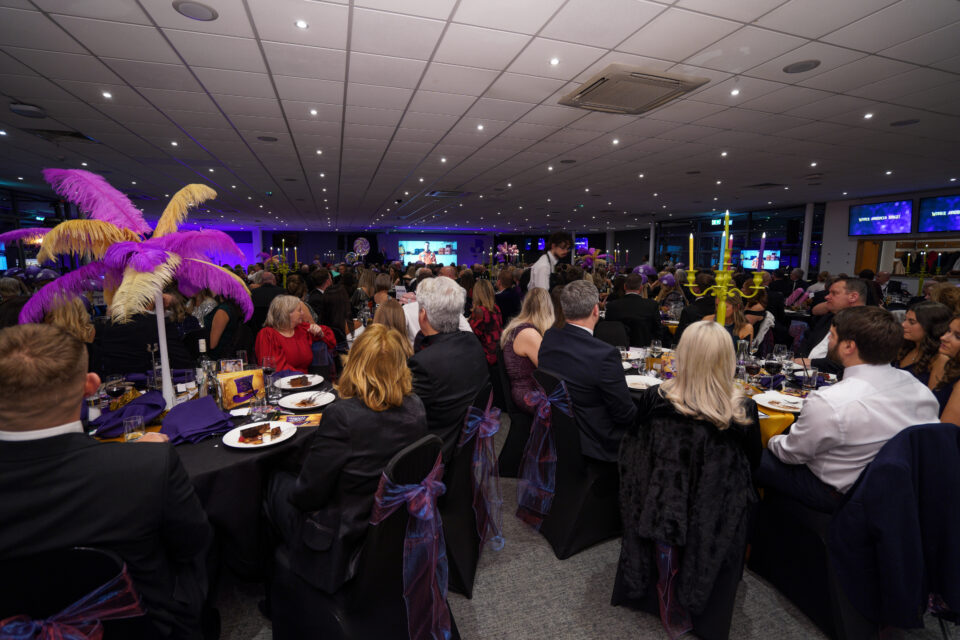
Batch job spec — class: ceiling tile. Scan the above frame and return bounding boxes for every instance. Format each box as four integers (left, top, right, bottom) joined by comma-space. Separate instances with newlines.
933, 54, 960, 73
685, 26, 807, 74
351, 8, 444, 60
617, 8, 739, 62
345, 105, 403, 127
797, 56, 916, 92
346, 83, 413, 110
193, 68, 275, 99
420, 62, 499, 96
849, 67, 956, 101
33, 0, 152, 25
273, 75, 343, 103
648, 99, 729, 123
2, 47, 118, 83
250, 0, 348, 49
54, 79, 152, 107
0, 8, 86, 53
880, 21, 960, 65
139, 87, 218, 111
755, 0, 897, 39
0, 73, 73, 100
518, 104, 588, 127
400, 111, 461, 131
164, 30, 267, 73
453, 0, 564, 35
784, 94, 874, 120
541, 0, 663, 48
821, 0, 960, 53
51, 15, 179, 64
138, 0, 254, 38
507, 37, 606, 80
433, 23, 530, 71
349, 52, 427, 90
674, 0, 788, 23
691, 75, 783, 105
103, 59, 202, 92
262, 42, 345, 81
465, 97, 533, 121
356, 0, 456, 20
739, 85, 831, 113
282, 100, 341, 122
408, 90, 476, 116
484, 73, 566, 104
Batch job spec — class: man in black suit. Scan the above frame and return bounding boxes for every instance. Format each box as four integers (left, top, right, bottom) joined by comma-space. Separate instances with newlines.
538, 280, 637, 462
604, 273, 663, 347
798, 277, 867, 367
249, 271, 286, 334
0, 324, 211, 639
408, 276, 489, 461
94, 308, 196, 377
676, 272, 717, 341
306, 267, 331, 321
494, 269, 522, 324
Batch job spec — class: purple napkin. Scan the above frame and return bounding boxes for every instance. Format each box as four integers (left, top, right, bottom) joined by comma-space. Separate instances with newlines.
90, 390, 166, 439
125, 369, 195, 389
756, 374, 786, 390
161, 396, 233, 445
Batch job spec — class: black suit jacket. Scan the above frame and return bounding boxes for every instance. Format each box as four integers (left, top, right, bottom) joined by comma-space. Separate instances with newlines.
605, 293, 662, 347
676, 296, 716, 342
0, 435, 211, 639
274, 395, 427, 593
495, 287, 522, 324
250, 285, 286, 333
306, 288, 324, 323
538, 323, 638, 462
765, 289, 787, 327
409, 331, 489, 461
800, 312, 834, 358
94, 313, 195, 377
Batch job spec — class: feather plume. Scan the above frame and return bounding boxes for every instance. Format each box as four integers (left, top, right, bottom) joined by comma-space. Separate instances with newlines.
152, 230, 244, 264
177, 258, 253, 321
36, 220, 136, 263
0, 228, 49, 247
18, 262, 108, 323
153, 184, 217, 238
42, 169, 152, 235
102, 241, 171, 273
109, 254, 181, 323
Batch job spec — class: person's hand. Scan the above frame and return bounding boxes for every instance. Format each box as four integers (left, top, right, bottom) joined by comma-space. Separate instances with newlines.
135, 432, 169, 443
793, 358, 811, 367
307, 323, 323, 336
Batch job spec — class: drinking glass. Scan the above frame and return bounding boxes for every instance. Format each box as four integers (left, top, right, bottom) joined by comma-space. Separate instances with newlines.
261, 356, 276, 379
736, 340, 750, 364
764, 358, 783, 376
801, 367, 819, 391
236, 350, 248, 368
649, 339, 663, 358
743, 357, 762, 385
773, 344, 787, 361
123, 415, 145, 442
779, 349, 794, 363
267, 373, 282, 403
618, 346, 629, 362
104, 375, 128, 399
249, 396, 269, 422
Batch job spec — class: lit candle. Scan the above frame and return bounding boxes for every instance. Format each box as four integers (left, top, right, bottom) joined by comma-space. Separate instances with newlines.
294, 246, 298, 265
689, 233, 694, 267
906, 252, 911, 271
719, 231, 727, 269
759, 232, 766, 268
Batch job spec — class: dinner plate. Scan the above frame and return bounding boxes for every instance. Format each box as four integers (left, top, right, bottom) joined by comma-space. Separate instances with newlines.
222, 421, 296, 449
625, 375, 662, 390
278, 390, 336, 411
754, 391, 803, 414
275, 374, 324, 390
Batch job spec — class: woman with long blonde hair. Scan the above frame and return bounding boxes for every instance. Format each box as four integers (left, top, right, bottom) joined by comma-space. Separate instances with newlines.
265, 323, 427, 593
500, 287, 555, 414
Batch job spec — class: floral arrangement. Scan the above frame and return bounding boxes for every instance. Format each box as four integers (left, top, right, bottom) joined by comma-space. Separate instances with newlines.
496, 242, 519, 263
577, 247, 607, 270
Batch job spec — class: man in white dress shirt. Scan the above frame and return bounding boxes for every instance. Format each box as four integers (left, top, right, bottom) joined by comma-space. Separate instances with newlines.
529, 231, 572, 291
759, 306, 940, 512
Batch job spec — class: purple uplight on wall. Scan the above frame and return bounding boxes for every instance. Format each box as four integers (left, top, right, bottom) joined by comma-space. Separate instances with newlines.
848, 200, 912, 236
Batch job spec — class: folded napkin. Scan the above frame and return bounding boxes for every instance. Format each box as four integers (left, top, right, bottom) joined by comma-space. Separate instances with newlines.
90, 390, 166, 439
161, 396, 233, 445
756, 374, 786, 390
125, 369, 195, 389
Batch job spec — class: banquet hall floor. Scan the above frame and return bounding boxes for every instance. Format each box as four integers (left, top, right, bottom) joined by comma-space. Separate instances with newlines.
216, 415, 944, 639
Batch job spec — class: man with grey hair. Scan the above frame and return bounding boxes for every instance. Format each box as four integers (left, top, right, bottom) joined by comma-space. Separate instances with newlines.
408, 276, 489, 460
538, 280, 636, 462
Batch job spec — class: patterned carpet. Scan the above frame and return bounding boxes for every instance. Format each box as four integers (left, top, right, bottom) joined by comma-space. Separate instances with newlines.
216, 416, 947, 640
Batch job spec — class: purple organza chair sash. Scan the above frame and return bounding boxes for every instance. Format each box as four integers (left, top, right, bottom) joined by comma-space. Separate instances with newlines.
0, 562, 144, 640
370, 453, 451, 640
457, 391, 505, 551
655, 541, 693, 640
515, 381, 572, 530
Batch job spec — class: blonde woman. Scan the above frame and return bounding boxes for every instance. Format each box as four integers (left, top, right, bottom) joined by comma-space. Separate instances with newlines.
265, 324, 427, 593
373, 298, 409, 355
639, 320, 760, 464
44, 297, 95, 344
500, 287, 555, 414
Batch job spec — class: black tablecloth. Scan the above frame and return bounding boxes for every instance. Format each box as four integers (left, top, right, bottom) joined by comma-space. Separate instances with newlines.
177, 425, 317, 578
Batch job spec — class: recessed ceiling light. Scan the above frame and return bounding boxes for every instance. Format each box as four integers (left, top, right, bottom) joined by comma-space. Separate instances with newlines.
131, 181, 137, 185
81, 162, 87, 166
864, 112, 874, 119
638, 173, 644, 178
782, 59, 821, 74
810, 161, 817, 167
309, 109, 318, 116
784, 186, 789, 190
208, 168, 214, 172
653, 192, 658, 196
170, 141, 178, 146
0, 130, 6, 136
316, 149, 322, 155
843, 191, 848, 195
720, 151, 727, 157
951, 178, 957, 182
548, 166, 553, 171
173, 1, 219, 21
101, 91, 113, 99
17, 176, 23, 181
716, 180, 722, 185
549, 57, 560, 66
440, 157, 447, 163
507, 183, 512, 187
404, 191, 409, 195
295, 19, 308, 29
885, 170, 893, 175
231, 185, 236, 188
319, 172, 325, 177
612, 138, 619, 145
730, 88, 740, 96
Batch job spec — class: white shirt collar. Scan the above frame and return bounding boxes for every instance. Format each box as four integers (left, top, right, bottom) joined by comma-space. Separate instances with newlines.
568, 322, 594, 336
0, 420, 84, 442
547, 251, 558, 268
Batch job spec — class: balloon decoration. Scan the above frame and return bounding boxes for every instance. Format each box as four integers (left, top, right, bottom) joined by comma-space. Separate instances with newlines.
576, 247, 608, 270
344, 251, 358, 265
353, 237, 370, 257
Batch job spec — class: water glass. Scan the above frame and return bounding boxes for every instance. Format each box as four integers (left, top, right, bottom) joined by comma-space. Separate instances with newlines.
736, 340, 750, 364
249, 396, 269, 421
123, 415, 145, 442
801, 367, 819, 390
649, 339, 662, 358
267, 374, 282, 403
773, 344, 787, 361
618, 346, 629, 361
236, 350, 248, 368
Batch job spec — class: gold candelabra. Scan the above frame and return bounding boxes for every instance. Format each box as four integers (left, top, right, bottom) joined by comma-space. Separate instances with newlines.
683, 211, 763, 326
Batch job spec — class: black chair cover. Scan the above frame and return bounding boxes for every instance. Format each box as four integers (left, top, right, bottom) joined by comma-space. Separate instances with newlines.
593, 319, 630, 348
495, 345, 533, 478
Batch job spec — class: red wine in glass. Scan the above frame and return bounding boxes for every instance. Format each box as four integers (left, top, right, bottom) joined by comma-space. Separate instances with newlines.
764, 360, 783, 376
105, 384, 127, 399
744, 362, 761, 377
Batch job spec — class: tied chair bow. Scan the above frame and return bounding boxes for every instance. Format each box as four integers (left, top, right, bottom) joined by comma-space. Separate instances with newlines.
458, 391, 505, 552
0, 563, 144, 640
516, 381, 572, 529
370, 454, 451, 640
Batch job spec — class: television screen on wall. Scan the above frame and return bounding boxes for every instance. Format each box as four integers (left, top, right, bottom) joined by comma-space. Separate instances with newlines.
741, 249, 780, 270
848, 200, 912, 235
398, 239, 457, 266
918, 195, 960, 233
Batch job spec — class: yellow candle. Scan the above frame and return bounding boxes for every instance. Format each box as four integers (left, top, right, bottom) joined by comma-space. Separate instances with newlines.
689, 233, 694, 267
294, 247, 298, 265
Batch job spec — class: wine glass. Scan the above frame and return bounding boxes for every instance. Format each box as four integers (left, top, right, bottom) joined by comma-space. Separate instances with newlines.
260, 355, 276, 378
104, 374, 128, 399
743, 357, 762, 385
649, 339, 663, 358
773, 345, 788, 361
764, 357, 783, 376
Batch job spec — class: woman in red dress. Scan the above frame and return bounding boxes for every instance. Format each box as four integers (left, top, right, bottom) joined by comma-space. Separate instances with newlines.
255, 295, 335, 373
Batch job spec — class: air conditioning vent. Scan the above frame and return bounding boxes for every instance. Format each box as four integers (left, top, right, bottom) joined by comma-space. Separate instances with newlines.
22, 129, 98, 144
558, 64, 709, 115
744, 182, 786, 190
426, 190, 471, 198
